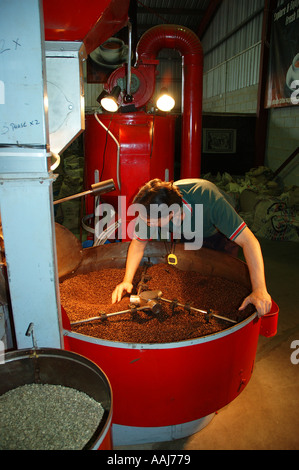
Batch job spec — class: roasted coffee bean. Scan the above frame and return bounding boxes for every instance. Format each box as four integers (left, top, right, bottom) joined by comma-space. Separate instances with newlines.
60, 264, 255, 344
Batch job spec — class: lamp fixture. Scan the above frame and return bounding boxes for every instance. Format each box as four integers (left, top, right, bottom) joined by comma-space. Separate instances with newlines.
97, 85, 121, 112
156, 88, 175, 112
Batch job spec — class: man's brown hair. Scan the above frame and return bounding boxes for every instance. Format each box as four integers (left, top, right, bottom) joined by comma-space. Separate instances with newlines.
133, 179, 183, 217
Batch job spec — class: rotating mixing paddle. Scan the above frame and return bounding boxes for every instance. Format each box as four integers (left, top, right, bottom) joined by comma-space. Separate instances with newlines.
130, 290, 237, 324
70, 296, 161, 326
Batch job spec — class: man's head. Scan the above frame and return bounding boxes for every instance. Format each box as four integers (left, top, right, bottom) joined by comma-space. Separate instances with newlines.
133, 179, 183, 227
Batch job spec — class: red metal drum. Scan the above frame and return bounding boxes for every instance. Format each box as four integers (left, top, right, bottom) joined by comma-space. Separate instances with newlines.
61, 242, 279, 445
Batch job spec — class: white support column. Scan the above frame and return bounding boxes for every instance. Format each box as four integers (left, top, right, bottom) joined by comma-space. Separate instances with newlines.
0, 0, 62, 349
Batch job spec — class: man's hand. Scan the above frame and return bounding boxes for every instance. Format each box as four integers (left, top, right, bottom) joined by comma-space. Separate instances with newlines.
112, 282, 133, 304
239, 288, 272, 317
235, 228, 271, 318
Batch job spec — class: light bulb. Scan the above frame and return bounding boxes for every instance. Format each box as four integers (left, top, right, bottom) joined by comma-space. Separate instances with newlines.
156, 92, 175, 112
100, 96, 119, 112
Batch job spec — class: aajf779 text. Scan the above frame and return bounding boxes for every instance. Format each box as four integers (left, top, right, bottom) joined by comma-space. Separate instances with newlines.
107, 454, 191, 467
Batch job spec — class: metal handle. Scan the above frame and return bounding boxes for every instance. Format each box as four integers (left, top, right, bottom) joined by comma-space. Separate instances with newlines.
54, 178, 115, 205
25, 322, 38, 348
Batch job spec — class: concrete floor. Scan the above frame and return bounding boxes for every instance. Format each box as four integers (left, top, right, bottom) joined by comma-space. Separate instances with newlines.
115, 238, 299, 451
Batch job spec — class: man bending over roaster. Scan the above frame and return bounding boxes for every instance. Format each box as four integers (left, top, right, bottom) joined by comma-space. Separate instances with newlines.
111, 178, 272, 317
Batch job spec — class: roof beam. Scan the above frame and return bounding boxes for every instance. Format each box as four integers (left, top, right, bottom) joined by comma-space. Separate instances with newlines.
254, 0, 278, 166
137, 7, 205, 16
197, 0, 223, 39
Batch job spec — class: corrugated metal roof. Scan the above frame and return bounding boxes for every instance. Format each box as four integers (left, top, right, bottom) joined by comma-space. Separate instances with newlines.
135, 0, 211, 37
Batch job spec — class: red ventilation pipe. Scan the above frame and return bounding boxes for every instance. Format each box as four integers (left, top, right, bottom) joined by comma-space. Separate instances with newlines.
136, 25, 204, 178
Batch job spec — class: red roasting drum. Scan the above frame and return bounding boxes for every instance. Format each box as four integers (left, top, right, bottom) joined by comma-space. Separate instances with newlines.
60, 241, 279, 446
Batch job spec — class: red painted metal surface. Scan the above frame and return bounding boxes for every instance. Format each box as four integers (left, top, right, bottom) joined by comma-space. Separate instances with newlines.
137, 25, 203, 179
98, 427, 113, 450
43, 0, 130, 55
64, 315, 259, 427
84, 112, 176, 240
64, 303, 279, 428
106, 63, 157, 112
60, 243, 279, 436
259, 300, 279, 337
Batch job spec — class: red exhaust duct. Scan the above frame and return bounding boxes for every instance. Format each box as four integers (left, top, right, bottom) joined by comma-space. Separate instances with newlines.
136, 25, 203, 178
106, 25, 204, 178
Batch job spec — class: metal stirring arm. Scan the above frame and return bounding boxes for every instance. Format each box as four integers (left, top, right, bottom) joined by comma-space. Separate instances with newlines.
158, 297, 237, 324
136, 290, 237, 324
70, 304, 151, 326
71, 288, 238, 327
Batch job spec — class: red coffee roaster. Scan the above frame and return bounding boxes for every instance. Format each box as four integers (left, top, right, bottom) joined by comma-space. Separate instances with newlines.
56, 230, 279, 446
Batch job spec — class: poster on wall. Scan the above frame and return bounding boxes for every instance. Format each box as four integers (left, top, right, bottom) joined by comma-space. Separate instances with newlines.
87, 37, 129, 83
265, 0, 299, 108
203, 129, 237, 154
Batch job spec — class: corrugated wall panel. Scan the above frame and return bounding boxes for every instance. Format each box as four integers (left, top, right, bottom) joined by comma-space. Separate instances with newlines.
202, 41, 261, 98
84, 82, 104, 111
201, 0, 264, 97
227, 43, 261, 91
203, 63, 226, 99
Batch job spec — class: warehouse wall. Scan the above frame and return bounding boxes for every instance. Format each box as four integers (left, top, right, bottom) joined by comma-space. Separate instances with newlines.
200, 0, 298, 185
201, 0, 264, 113
202, 84, 259, 114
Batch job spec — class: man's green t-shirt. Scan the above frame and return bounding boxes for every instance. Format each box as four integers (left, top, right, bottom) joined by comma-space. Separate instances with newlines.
133, 179, 246, 243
